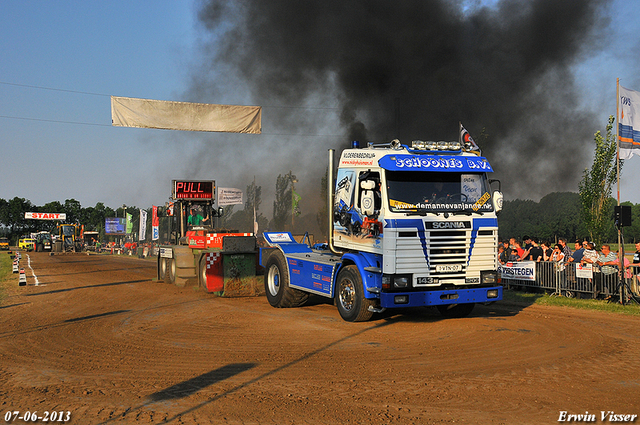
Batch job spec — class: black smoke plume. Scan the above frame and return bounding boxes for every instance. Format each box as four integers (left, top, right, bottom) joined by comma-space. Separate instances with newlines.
187, 0, 610, 208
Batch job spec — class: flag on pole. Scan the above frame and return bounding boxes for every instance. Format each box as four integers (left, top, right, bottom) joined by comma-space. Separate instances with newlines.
618, 84, 640, 159
139, 209, 148, 241
459, 123, 480, 152
152, 206, 159, 241
126, 213, 133, 234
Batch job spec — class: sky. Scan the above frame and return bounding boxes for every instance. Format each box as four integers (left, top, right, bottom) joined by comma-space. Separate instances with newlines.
1, 0, 640, 216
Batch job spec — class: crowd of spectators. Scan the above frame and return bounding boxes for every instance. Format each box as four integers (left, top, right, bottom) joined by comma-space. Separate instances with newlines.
498, 236, 640, 296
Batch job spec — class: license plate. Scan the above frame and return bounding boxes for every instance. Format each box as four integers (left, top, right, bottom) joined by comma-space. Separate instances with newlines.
436, 264, 462, 272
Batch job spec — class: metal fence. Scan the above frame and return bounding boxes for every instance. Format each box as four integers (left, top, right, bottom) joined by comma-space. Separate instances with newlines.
499, 261, 640, 299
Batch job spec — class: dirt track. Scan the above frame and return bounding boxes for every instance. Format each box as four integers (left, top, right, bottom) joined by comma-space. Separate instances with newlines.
1, 251, 639, 425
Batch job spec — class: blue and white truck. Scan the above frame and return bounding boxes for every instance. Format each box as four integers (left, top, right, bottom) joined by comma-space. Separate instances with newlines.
261, 138, 503, 321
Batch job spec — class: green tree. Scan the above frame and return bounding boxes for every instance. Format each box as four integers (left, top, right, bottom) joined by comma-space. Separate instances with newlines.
578, 115, 620, 245
3, 197, 36, 239
63, 199, 83, 224
271, 171, 296, 231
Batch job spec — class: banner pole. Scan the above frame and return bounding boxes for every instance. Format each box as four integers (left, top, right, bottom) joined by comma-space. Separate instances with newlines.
616, 78, 625, 304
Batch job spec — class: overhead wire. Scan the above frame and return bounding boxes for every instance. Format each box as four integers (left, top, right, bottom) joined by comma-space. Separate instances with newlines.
0, 80, 355, 135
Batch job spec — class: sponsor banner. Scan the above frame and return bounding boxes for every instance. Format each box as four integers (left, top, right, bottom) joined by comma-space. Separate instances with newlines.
25, 212, 66, 220
152, 206, 159, 241
218, 188, 244, 206
498, 261, 536, 281
139, 209, 147, 241
618, 84, 640, 159
576, 263, 593, 279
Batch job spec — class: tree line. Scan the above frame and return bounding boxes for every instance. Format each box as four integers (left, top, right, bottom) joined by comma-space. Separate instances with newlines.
0, 170, 325, 244
498, 193, 640, 244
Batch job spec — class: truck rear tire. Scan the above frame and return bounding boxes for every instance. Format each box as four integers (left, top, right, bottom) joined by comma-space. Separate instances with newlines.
199, 255, 208, 290
264, 250, 308, 308
335, 265, 374, 322
167, 258, 177, 285
436, 303, 475, 318
159, 257, 169, 283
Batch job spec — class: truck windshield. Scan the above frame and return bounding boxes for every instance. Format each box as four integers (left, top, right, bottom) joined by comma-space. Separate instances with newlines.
62, 226, 75, 237
385, 170, 493, 213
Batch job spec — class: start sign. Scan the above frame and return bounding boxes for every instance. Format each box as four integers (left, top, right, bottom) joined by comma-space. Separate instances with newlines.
172, 180, 215, 200
25, 212, 67, 220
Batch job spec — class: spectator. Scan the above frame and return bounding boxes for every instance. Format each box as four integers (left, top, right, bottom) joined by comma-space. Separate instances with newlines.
559, 238, 572, 260
581, 242, 599, 265
596, 244, 618, 298
501, 240, 512, 259
498, 245, 507, 265
511, 240, 525, 261
526, 237, 543, 262
550, 244, 565, 263
597, 244, 618, 274
540, 241, 552, 261
630, 241, 640, 295
567, 240, 585, 263
612, 249, 632, 279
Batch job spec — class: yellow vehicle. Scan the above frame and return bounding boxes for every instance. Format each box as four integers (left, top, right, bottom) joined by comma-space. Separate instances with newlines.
18, 238, 36, 251
0, 238, 9, 250
53, 224, 82, 252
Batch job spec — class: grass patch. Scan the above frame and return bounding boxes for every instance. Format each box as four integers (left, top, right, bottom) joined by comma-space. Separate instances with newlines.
502, 288, 640, 316
0, 250, 14, 304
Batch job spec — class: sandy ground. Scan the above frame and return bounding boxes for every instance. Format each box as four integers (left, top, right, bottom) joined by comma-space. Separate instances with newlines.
1, 251, 639, 425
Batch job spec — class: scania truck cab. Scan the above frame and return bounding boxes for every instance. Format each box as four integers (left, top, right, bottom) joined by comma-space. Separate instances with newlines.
262, 138, 503, 321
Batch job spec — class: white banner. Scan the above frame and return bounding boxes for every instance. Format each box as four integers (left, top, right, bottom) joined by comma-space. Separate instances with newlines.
575, 263, 593, 279
498, 261, 536, 281
111, 96, 262, 134
25, 212, 66, 220
618, 84, 640, 159
218, 188, 244, 206
139, 209, 147, 241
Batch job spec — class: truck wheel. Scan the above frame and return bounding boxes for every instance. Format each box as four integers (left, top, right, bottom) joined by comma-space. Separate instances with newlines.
159, 257, 168, 282
199, 255, 208, 290
264, 250, 308, 308
335, 265, 374, 322
167, 258, 177, 284
436, 303, 474, 318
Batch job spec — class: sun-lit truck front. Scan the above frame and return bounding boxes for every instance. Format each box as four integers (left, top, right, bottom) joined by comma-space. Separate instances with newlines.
332, 139, 503, 316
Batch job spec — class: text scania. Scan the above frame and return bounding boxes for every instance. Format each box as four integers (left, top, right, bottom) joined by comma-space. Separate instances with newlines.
431, 222, 467, 229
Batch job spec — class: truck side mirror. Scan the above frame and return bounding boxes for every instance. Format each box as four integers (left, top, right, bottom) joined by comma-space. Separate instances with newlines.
492, 191, 503, 215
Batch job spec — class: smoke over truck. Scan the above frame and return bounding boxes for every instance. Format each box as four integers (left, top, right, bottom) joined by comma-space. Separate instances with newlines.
261, 138, 503, 321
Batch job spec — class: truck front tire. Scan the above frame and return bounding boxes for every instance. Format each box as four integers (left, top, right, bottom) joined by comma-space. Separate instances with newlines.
335, 265, 374, 322
264, 251, 308, 308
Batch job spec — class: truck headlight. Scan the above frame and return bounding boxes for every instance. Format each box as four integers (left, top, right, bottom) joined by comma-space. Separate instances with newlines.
480, 270, 497, 285
393, 276, 409, 288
